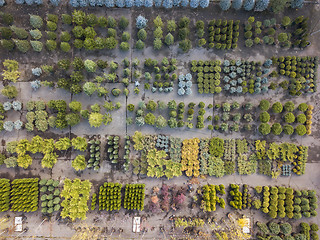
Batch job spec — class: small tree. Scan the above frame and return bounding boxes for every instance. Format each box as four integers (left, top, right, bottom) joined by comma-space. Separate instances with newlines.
84, 60, 97, 73
259, 112, 270, 123
30, 41, 43, 52
144, 113, 156, 125
278, 33, 288, 42
232, 0, 243, 9
254, 0, 269, 11
14, 39, 30, 53
220, 0, 231, 10
136, 15, 148, 29
283, 125, 294, 135
259, 123, 271, 135
284, 112, 295, 123
155, 115, 167, 128
199, 0, 209, 7
282, 16, 291, 27
164, 33, 174, 46
243, 0, 255, 10
295, 125, 306, 136
30, 15, 43, 28
153, 38, 162, 50
270, 0, 288, 13
272, 102, 283, 113
259, 99, 270, 111
190, 0, 199, 8
291, 0, 304, 8
271, 123, 282, 135
284, 101, 295, 112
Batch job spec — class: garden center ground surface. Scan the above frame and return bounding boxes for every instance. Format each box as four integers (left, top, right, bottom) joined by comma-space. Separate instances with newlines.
0, 2, 320, 239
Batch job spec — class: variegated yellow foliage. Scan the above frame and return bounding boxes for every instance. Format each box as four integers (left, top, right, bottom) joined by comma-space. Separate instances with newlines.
181, 138, 200, 177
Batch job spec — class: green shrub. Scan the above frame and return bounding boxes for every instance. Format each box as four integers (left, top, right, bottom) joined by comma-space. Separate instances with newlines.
86, 13, 97, 27
46, 31, 57, 40
164, 33, 174, 46
60, 32, 71, 42
153, 38, 162, 50
136, 40, 145, 49
14, 39, 30, 53
107, 16, 116, 28
47, 14, 58, 23
120, 42, 129, 51
0, 27, 12, 39
60, 42, 71, 52
272, 102, 283, 113
62, 14, 72, 25
2, 13, 14, 25
119, 16, 129, 29
259, 123, 271, 135
84, 59, 97, 73
295, 125, 306, 136
72, 26, 84, 38
30, 29, 42, 40
30, 41, 43, 52
121, 32, 130, 42
282, 16, 291, 27
144, 113, 156, 125
1, 40, 14, 51
30, 15, 43, 28
283, 125, 294, 135
271, 123, 282, 135
10, 26, 28, 39
259, 112, 270, 123
179, 39, 191, 52
259, 99, 270, 111
268, 222, 280, 235
137, 29, 147, 40
280, 223, 292, 235
245, 39, 253, 47
46, 21, 57, 31
278, 33, 288, 42
85, 27, 97, 38
284, 112, 295, 123
298, 103, 308, 112
46, 40, 57, 51
284, 101, 295, 112
297, 114, 306, 124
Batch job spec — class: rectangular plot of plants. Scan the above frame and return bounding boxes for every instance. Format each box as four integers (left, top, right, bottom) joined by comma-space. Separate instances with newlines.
244, 15, 310, 49
207, 19, 240, 50
271, 56, 318, 95
0, 179, 10, 212
190, 60, 222, 94
98, 182, 122, 211
10, 178, 39, 212
124, 184, 145, 211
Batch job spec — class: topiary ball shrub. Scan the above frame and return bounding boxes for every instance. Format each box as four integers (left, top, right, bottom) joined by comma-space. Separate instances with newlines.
280, 223, 292, 235
284, 112, 295, 123
297, 114, 306, 124
272, 102, 283, 113
271, 123, 282, 135
259, 111, 270, 123
269, 222, 280, 235
284, 101, 295, 112
283, 125, 294, 135
259, 99, 270, 111
295, 125, 306, 136
259, 123, 271, 135
298, 103, 308, 112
